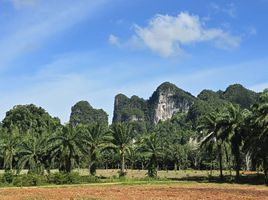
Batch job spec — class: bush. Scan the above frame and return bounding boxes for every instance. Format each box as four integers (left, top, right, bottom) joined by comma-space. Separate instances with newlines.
2, 170, 14, 184
48, 172, 80, 185
83, 175, 99, 183
13, 174, 46, 187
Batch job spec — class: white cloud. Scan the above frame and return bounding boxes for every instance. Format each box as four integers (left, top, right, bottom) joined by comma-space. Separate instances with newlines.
110, 12, 241, 57
108, 34, 121, 46
10, 0, 38, 9
210, 3, 237, 18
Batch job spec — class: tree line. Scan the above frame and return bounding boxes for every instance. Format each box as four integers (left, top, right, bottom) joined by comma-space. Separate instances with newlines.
0, 89, 267, 183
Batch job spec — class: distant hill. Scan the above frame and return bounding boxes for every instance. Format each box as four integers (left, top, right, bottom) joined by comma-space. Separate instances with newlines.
70, 101, 108, 127
112, 82, 259, 128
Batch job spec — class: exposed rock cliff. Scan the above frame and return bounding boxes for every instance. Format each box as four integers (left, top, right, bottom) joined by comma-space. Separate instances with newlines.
112, 82, 259, 127
112, 82, 195, 124
148, 82, 196, 124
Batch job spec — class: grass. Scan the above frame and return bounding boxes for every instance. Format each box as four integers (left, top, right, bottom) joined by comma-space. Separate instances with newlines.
0, 169, 266, 188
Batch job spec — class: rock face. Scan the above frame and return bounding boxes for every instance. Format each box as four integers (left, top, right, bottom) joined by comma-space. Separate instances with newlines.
112, 82, 195, 124
148, 82, 195, 124
70, 101, 108, 127
112, 82, 259, 127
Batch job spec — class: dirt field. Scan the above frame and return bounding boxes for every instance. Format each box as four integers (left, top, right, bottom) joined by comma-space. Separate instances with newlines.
0, 182, 268, 200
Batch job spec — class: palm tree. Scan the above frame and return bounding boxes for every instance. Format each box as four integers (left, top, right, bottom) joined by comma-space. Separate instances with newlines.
79, 123, 111, 176
247, 90, 268, 182
126, 144, 139, 170
220, 104, 247, 180
16, 133, 48, 175
110, 122, 134, 176
139, 132, 163, 178
49, 124, 83, 173
199, 111, 226, 180
0, 127, 19, 171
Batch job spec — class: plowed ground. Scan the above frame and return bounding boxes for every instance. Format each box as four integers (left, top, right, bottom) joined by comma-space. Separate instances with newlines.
0, 183, 268, 200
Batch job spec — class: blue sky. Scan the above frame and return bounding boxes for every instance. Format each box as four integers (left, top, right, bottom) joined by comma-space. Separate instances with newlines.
0, 0, 268, 123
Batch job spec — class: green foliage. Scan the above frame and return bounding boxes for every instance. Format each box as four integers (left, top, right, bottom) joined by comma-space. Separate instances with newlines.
0, 127, 20, 170
1, 170, 14, 184
110, 122, 134, 176
13, 174, 46, 186
70, 101, 108, 127
78, 123, 111, 176
49, 125, 84, 173
2, 104, 61, 134
139, 132, 163, 177
16, 132, 49, 175
47, 172, 80, 185
0, 83, 267, 186
222, 84, 259, 109
188, 90, 229, 127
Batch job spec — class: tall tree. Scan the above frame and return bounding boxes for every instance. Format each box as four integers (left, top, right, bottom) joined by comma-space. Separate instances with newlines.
139, 132, 163, 177
0, 127, 19, 171
246, 90, 268, 183
220, 104, 247, 180
16, 132, 48, 175
110, 123, 134, 176
199, 111, 226, 180
49, 125, 83, 173
79, 124, 111, 176
2, 104, 61, 135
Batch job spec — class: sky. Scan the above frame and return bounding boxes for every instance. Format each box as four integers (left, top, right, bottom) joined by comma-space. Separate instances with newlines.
0, 0, 268, 123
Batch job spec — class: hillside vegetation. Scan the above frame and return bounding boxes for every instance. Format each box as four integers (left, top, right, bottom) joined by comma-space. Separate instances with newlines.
0, 82, 267, 186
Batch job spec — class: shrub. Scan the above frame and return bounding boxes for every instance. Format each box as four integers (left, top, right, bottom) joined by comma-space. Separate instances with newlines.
13, 174, 46, 187
84, 175, 99, 183
2, 170, 14, 184
48, 172, 80, 185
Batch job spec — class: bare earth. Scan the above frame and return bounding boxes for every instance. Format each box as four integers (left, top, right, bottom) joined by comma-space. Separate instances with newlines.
0, 183, 268, 200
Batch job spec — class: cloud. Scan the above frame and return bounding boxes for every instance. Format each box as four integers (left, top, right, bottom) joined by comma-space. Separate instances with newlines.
10, 0, 38, 9
110, 12, 241, 57
108, 34, 121, 46
210, 3, 237, 18
0, 51, 158, 124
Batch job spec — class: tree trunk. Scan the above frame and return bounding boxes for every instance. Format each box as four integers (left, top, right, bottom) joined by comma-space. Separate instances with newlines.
232, 144, 241, 181
66, 158, 72, 173
235, 154, 240, 181
263, 155, 268, 185
120, 149, 126, 176
224, 144, 232, 177
218, 144, 223, 180
245, 152, 252, 171
89, 150, 97, 176
174, 162, 178, 171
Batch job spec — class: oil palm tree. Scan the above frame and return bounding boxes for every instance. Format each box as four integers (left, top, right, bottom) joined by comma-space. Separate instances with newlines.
199, 111, 226, 180
110, 122, 134, 176
49, 124, 83, 173
16, 132, 48, 175
0, 127, 20, 171
248, 90, 268, 182
79, 123, 111, 176
139, 132, 163, 178
220, 104, 247, 180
